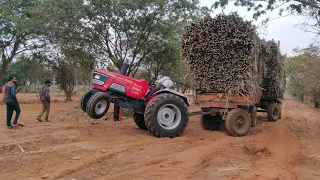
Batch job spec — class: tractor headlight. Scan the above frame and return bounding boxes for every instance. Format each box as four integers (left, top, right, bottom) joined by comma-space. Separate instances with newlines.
92, 72, 109, 85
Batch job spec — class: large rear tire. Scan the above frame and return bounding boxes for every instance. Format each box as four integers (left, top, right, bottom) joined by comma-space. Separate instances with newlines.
144, 93, 189, 138
86, 92, 110, 119
133, 112, 148, 130
267, 103, 280, 122
225, 109, 251, 137
200, 114, 222, 131
80, 90, 93, 112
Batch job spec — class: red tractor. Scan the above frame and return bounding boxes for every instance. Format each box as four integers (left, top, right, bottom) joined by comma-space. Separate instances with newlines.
80, 70, 191, 138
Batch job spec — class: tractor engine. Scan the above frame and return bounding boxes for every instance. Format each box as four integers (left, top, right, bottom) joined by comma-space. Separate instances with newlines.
92, 70, 150, 99
90, 70, 150, 112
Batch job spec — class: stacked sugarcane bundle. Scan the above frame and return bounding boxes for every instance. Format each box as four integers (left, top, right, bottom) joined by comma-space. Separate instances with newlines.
180, 13, 260, 94
260, 40, 284, 99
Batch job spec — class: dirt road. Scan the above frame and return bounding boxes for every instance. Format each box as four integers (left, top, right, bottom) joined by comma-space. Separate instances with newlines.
0, 95, 319, 180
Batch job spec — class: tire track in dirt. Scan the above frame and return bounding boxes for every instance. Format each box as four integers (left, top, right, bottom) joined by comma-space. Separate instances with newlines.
92, 136, 238, 180
236, 100, 299, 180
2, 95, 319, 180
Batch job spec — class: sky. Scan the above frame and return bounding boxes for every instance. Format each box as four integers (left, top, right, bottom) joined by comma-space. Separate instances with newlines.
199, 0, 318, 56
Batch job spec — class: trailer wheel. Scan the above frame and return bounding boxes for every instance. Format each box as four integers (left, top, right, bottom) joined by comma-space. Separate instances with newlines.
80, 90, 94, 112
86, 92, 110, 119
225, 109, 251, 137
267, 103, 280, 122
144, 93, 189, 138
249, 106, 257, 127
133, 112, 148, 130
200, 114, 222, 131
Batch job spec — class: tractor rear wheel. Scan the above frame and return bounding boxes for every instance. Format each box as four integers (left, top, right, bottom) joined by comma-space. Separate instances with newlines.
86, 92, 110, 119
225, 108, 251, 137
133, 112, 148, 130
144, 93, 188, 138
200, 114, 222, 131
80, 90, 94, 112
267, 103, 280, 122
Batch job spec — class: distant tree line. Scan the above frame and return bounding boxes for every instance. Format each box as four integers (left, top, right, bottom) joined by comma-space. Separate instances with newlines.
0, 0, 209, 100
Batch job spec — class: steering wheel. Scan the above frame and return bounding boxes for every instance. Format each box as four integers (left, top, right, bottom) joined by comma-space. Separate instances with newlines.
147, 77, 156, 88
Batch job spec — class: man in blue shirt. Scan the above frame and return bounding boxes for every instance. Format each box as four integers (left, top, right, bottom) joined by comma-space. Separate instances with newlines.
3, 77, 21, 129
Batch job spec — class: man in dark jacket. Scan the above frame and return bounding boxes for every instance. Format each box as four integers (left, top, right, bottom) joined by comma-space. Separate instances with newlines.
2, 77, 21, 129
36, 80, 51, 122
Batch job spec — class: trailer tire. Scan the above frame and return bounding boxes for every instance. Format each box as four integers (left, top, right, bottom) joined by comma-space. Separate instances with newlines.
133, 112, 148, 130
80, 90, 94, 112
249, 106, 257, 127
86, 92, 110, 119
200, 114, 222, 131
144, 93, 189, 138
225, 109, 251, 137
267, 103, 280, 122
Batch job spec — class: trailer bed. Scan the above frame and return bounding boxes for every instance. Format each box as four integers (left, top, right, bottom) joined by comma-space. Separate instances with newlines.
194, 93, 261, 109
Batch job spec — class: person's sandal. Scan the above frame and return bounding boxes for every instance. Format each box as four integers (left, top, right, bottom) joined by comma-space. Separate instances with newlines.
36, 118, 43, 122
45, 120, 51, 122
7, 126, 13, 129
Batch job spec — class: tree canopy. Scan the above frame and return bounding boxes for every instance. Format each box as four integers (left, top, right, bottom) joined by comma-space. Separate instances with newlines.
287, 44, 320, 107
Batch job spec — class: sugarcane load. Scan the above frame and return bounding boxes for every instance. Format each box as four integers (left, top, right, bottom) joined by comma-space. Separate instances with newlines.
181, 12, 285, 137
180, 12, 260, 94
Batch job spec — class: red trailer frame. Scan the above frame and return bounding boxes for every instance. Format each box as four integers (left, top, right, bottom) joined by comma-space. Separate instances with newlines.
191, 92, 282, 137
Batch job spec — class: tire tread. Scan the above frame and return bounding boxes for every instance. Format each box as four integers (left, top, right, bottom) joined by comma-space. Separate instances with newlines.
144, 93, 188, 138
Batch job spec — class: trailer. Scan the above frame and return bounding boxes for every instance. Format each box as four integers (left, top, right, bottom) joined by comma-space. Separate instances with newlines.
192, 92, 282, 137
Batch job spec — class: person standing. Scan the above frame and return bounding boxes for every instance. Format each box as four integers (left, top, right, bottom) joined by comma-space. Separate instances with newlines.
36, 80, 51, 122
2, 77, 21, 129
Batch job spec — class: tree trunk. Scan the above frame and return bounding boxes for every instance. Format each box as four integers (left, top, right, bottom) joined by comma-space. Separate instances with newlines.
314, 91, 320, 108
66, 92, 72, 101
0, 60, 11, 82
299, 93, 304, 103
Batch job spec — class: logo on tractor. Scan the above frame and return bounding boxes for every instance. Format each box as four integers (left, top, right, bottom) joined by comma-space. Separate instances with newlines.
110, 83, 126, 93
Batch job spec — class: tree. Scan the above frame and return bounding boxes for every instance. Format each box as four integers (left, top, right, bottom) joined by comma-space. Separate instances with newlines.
0, 0, 46, 81
52, 58, 77, 101
62, 48, 96, 86
78, 0, 208, 77
287, 44, 320, 106
142, 40, 180, 79
213, 0, 320, 18
0, 55, 52, 92
172, 61, 194, 94
213, 0, 320, 34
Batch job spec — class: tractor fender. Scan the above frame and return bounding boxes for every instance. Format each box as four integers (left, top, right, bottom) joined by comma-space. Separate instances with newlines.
147, 88, 191, 106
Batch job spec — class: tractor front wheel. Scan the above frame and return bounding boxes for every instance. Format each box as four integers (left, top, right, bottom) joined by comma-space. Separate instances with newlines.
86, 92, 110, 119
144, 93, 189, 138
80, 90, 94, 112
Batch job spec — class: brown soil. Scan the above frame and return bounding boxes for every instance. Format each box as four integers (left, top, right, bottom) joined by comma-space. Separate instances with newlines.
0, 94, 319, 180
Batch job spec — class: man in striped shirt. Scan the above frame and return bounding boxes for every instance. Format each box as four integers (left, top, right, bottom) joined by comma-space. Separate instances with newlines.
2, 77, 21, 129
